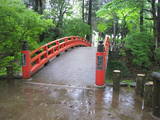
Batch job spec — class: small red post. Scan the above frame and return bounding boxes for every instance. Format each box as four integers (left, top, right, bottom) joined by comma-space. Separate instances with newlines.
56, 41, 59, 51
96, 41, 106, 87
44, 45, 49, 59
22, 41, 31, 79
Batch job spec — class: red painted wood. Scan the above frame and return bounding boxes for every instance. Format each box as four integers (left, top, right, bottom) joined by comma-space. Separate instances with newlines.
21, 50, 31, 79
22, 36, 91, 79
96, 36, 110, 87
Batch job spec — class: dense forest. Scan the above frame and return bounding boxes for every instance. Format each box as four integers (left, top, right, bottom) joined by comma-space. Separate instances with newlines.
0, 0, 160, 78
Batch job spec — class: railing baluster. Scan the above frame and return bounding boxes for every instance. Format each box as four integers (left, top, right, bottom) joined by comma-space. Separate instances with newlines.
56, 41, 59, 51
65, 38, 68, 47
36, 56, 40, 64
43, 45, 49, 59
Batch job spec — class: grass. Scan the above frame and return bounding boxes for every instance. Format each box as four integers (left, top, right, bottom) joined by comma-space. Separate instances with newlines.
106, 79, 113, 83
106, 79, 134, 86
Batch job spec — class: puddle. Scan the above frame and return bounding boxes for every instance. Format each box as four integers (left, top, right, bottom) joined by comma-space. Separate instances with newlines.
0, 80, 159, 120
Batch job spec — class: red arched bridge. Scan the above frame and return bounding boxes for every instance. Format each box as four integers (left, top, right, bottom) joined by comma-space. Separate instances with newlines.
22, 36, 110, 87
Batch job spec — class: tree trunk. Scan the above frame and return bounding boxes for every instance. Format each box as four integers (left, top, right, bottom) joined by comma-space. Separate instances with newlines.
82, 0, 85, 22
39, 0, 43, 14
34, 0, 43, 14
86, 0, 92, 42
87, 0, 92, 26
156, 0, 160, 48
56, 14, 63, 28
140, 9, 144, 32
151, 0, 157, 48
34, 0, 39, 12
139, 0, 144, 32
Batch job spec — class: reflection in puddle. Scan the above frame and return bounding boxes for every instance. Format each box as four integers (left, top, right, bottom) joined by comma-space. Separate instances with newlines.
0, 80, 159, 120
112, 91, 120, 108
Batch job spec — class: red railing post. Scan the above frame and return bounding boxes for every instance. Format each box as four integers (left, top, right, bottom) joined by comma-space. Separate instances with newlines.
71, 37, 74, 42
56, 41, 59, 51
75, 37, 79, 41
96, 37, 110, 87
65, 38, 68, 48
96, 41, 106, 87
44, 45, 49, 59
22, 41, 31, 79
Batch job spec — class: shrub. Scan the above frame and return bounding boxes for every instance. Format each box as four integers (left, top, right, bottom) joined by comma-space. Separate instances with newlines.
0, 0, 53, 76
106, 60, 130, 79
62, 18, 91, 37
125, 32, 154, 68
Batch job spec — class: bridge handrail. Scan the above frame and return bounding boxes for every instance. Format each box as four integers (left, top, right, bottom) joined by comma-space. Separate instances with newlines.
31, 36, 87, 56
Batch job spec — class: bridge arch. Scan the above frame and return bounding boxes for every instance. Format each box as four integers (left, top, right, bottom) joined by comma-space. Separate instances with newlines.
22, 36, 91, 79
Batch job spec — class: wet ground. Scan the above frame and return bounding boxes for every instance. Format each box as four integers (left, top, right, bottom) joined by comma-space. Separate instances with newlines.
0, 80, 159, 120
0, 47, 159, 120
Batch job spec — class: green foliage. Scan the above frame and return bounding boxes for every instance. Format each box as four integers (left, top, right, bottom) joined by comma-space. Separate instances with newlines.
121, 80, 132, 84
119, 48, 127, 56
106, 60, 130, 79
96, 0, 140, 42
125, 32, 154, 68
62, 18, 91, 37
97, 23, 107, 32
48, 0, 72, 27
0, 0, 53, 76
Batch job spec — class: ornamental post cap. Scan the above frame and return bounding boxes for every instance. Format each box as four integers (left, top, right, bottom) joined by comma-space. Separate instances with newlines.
113, 70, 121, 73
137, 74, 145, 77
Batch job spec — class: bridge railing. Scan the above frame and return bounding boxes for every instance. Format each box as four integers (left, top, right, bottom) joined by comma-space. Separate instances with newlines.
22, 36, 91, 79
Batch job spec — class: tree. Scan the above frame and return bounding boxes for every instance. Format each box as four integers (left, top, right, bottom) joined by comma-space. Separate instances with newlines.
82, 0, 85, 22
86, 0, 92, 42
125, 32, 154, 69
138, 0, 160, 48
96, 0, 140, 49
0, 0, 53, 77
139, 0, 144, 32
62, 18, 91, 37
49, 0, 72, 28
33, 0, 44, 14
23, 0, 45, 14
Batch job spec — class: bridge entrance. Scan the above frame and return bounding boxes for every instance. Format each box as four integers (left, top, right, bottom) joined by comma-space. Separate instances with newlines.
30, 47, 96, 88
22, 36, 109, 88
